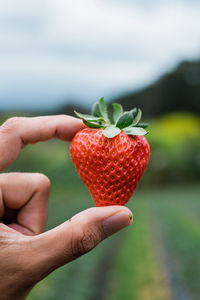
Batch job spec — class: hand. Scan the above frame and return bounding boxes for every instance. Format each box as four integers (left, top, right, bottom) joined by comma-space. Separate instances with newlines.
0, 116, 133, 300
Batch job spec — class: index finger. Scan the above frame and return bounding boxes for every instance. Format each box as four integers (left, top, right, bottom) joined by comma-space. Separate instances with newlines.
0, 115, 83, 172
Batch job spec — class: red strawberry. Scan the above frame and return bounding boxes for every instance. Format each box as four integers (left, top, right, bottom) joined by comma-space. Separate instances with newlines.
70, 97, 150, 206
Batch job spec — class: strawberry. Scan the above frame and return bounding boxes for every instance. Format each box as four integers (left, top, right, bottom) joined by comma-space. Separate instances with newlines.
70, 97, 150, 206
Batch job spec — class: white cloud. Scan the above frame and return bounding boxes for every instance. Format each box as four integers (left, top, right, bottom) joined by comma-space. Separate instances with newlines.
0, 0, 200, 109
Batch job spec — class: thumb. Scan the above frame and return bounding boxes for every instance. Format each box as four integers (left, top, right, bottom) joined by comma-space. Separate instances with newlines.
29, 206, 133, 280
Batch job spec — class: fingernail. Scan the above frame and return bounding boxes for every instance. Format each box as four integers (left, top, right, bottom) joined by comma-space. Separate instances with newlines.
128, 213, 133, 221
103, 211, 133, 237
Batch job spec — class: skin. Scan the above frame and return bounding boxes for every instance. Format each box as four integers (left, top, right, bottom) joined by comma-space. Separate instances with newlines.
0, 115, 133, 300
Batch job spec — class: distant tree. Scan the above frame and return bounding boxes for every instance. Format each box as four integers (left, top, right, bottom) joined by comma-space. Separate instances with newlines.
56, 102, 89, 116
113, 60, 200, 117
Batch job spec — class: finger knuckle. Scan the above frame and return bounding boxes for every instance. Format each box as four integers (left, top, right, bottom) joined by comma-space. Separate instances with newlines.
71, 227, 102, 257
0, 117, 24, 133
35, 173, 51, 191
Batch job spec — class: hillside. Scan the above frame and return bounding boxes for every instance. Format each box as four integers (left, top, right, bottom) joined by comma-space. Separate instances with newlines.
114, 60, 200, 117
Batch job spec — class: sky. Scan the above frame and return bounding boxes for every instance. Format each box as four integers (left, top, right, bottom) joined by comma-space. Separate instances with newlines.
0, 0, 200, 111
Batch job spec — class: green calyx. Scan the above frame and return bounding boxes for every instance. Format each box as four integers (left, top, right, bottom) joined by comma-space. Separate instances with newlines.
74, 97, 149, 138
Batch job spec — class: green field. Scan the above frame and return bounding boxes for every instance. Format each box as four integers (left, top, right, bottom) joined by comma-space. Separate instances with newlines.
26, 185, 200, 300
3, 138, 199, 300
24, 183, 200, 300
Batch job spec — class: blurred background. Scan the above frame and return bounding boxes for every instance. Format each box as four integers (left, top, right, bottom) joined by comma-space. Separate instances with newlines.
0, 0, 200, 299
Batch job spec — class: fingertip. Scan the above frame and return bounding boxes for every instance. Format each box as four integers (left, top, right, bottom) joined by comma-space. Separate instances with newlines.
71, 205, 133, 238
102, 209, 133, 237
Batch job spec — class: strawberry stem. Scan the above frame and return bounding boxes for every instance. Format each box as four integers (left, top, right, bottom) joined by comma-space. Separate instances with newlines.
74, 97, 149, 138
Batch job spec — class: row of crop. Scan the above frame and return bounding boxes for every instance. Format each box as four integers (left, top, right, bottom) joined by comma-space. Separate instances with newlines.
158, 201, 200, 299
105, 193, 172, 300
105, 186, 200, 300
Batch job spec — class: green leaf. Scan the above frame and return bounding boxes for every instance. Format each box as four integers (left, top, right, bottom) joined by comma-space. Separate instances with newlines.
133, 108, 142, 125
131, 108, 137, 117
116, 111, 133, 129
123, 127, 148, 136
91, 101, 101, 117
136, 122, 149, 129
83, 120, 104, 129
74, 111, 103, 122
98, 97, 109, 122
103, 126, 121, 138
112, 103, 123, 123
